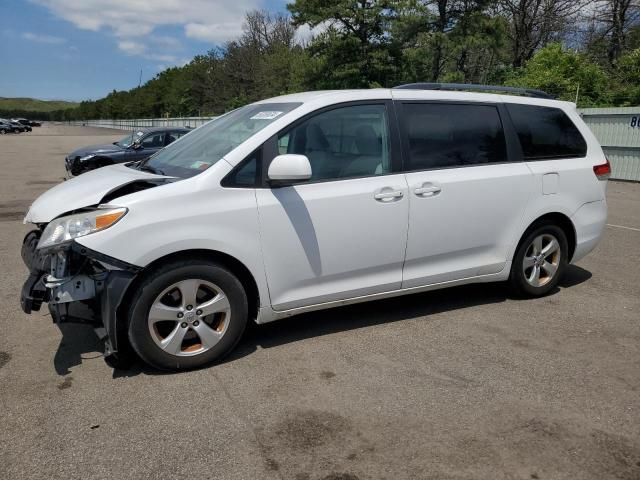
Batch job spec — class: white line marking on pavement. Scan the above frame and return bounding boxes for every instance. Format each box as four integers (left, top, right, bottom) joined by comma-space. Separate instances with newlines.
607, 223, 640, 232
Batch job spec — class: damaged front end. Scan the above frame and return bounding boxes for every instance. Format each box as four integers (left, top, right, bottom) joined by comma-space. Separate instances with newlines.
19, 164, 177, 365
20, 229, 140, 362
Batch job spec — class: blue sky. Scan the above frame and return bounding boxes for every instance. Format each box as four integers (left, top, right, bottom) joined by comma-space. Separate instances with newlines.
0, 0, 290, 101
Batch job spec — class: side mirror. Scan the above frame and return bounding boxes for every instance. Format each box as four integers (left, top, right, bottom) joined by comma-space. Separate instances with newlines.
132, 141, 142, 150
267, 154, 312, 186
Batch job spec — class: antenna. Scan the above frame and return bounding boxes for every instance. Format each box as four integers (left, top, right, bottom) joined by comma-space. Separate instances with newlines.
132, 68, 143, 132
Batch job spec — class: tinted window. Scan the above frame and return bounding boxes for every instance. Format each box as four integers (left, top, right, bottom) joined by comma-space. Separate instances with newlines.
403, 103, 507, 170
141, 132, 165, 148
166, 130, 188, 145
506, 104, 587, 159
278, 104, 391, 181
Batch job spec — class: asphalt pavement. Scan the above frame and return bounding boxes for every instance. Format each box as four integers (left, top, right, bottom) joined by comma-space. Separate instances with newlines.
0, 124, 639, 480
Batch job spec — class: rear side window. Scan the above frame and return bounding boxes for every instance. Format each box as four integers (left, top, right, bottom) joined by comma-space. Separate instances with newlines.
506, 104, 587, 160
141, 132, 166, 148
402, 103, 507, 170
166, 130, 188, 145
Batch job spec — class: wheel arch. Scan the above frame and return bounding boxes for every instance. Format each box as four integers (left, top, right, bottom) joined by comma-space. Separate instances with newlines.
113, 248, 260, 352
516, 212, 577, 262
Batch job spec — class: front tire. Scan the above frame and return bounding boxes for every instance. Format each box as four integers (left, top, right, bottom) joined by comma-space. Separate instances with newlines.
509, 223, 568, 298
127, 260, 248, 371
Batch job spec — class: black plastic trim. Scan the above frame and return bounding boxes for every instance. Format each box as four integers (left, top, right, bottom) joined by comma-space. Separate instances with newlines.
21, 272, 47, 314
70, 242, 142, 272
100, 270, 137, 353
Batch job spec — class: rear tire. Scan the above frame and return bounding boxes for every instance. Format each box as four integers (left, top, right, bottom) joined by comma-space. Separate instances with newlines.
127, 260, 248, 371
509, 223, 568, 298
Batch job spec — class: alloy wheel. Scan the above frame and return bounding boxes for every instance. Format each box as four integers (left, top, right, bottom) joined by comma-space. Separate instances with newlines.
147, 279, 230, 357
522, 233, 561, 287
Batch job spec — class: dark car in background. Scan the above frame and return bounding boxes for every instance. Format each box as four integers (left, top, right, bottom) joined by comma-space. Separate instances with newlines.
0, 121, 11, 134
9, 120, 27, 132
0, 118, 24, 133
65, 126, 191, 175
12, 119, 32, 132
17, 118, 41, 127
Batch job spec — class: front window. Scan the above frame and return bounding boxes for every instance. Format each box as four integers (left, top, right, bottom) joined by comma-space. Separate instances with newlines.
139, 102, 301, 178
116, 131, 144, 148
277, 104, 392, 181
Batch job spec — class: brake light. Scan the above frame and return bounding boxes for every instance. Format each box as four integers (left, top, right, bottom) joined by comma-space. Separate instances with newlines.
593, 159, 611, 180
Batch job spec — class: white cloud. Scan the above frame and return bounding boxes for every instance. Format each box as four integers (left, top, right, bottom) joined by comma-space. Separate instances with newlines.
294, 21, 330, 45
156, 58, 190, 72
22, 32, 67, 44
184, 22, 244, 43
30, 0, 263, 68
151, 35, 183, 49
117, 37, 188, 64
117, 40, 180, 63
146, 53, 179, 63
31, 0, 262, 42
118, 40, 146, 56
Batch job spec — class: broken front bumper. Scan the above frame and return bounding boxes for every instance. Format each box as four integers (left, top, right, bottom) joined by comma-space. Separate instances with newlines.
20, 230, 140, 356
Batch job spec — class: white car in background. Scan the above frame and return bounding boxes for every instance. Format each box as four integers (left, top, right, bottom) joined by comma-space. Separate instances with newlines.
20, 84, 609, 370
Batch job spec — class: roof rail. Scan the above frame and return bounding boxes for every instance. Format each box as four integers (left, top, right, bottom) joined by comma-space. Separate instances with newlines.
393, 83, 555, 100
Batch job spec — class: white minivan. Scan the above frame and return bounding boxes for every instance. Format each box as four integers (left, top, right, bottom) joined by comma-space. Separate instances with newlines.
20, 84, 609, 370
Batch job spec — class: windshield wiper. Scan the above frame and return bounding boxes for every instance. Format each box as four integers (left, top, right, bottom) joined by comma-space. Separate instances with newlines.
138, 164, 165, 176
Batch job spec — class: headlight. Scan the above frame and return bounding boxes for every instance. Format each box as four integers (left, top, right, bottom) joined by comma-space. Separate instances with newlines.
79, 154, 96, 162
37, 207, 127, 249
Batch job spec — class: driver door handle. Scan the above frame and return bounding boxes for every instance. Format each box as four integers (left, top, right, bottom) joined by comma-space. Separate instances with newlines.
374, 190, 404, 201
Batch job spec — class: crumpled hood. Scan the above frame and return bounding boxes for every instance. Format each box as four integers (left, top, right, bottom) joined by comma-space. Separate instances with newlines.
24, 164, 168, 224
68, 143, 124, 158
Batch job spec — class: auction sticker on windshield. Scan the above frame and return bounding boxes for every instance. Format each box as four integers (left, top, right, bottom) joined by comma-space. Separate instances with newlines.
250, 111, 283, 120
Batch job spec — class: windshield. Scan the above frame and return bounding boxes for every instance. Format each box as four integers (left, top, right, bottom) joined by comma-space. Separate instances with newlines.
116, 130, 144, 148
138, 102, 301, 178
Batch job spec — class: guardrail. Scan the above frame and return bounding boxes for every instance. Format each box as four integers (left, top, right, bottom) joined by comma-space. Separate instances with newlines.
66, 117, 214, 129
68, 108, 640, 182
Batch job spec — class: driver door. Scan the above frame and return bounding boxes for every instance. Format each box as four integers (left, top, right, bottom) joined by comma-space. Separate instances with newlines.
255, 102, 410, 311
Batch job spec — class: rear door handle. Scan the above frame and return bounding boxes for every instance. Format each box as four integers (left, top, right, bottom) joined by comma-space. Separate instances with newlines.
374, 190, 404, 201
414, 184, 441, 197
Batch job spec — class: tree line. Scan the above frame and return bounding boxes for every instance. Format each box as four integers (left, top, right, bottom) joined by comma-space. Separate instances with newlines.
13, 0, 640, 121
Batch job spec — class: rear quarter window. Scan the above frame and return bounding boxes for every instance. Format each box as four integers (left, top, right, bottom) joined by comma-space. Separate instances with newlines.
506, 104, 587, 160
